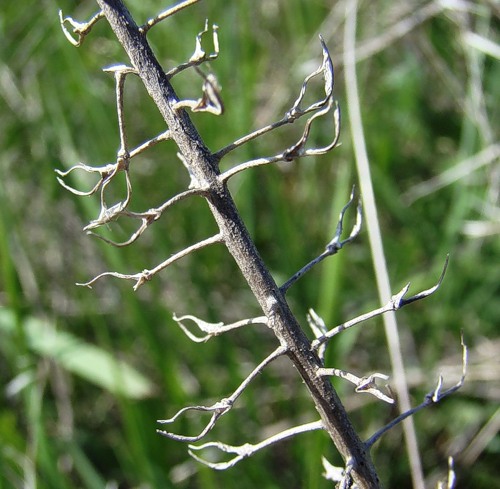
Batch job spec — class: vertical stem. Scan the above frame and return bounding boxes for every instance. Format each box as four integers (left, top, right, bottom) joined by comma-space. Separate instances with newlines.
343, 1, 424, 488
95, 1, 380, 486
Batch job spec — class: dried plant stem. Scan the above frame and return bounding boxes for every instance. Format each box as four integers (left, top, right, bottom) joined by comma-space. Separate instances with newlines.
95, 1, 379, 486
344, 1, 423, 487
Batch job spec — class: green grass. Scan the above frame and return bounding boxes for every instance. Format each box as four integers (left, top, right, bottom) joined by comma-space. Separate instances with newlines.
1, 0, 499, 487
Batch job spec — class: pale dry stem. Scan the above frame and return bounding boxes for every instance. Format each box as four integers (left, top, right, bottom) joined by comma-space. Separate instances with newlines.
140, 0, 202, 35
77, 233, 224, 290
188, 420, 324, 470
166, 20, 220, 78
215, 35, 335, 160
59, 10, 104, 47
311, 255, 449, 350
317, 368, 394, 404
157, 347, 286, 441
172, 314, 268, 342
281, 187, 361, 293
365, 334, 468, 449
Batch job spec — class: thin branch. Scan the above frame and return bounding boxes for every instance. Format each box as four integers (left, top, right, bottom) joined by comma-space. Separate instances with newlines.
317, 368, 394, 404
58, 67, 174, 231
158, 401, 230, 443
77, 233, 224, 290
219, 99, 340, 182
56, 128, 171, 198
287, 35, 334, 117
281, 187, 360, 293
365, 334, 468, 449
166, 21, 220, 78
157, 347, 286, 441
105, 67, 130, 154
173, 314, 268, 342
282, 98, 341, 160
59, 10, 104, 47
85, 166, 132, 230
215, 35, 335, 160
173, 70, 224, 115
140, 0, 201, 34
129, 129, 172, 157
87, 65, 135, 226
311, 256, 449, 350
188, 420, 324, 470
87, 187, 206, 247
55, 162, 116, 197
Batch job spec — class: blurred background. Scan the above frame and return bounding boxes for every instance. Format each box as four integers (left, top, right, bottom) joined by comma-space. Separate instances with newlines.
1, 0, 498, 487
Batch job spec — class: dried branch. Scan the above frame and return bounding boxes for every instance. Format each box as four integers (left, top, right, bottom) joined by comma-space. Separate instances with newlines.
103, 65, 136, 155
77, 233, 224, 290
188, 420, 324, 470
288, 35, 334, 117
55, 162, 117, 197
317, 368, 394, 404
56, 128, 171, 199
157, 347, 286, 441
140, 0, 202, 35
57, 60, 176, 236
173, 69, 224, 115
55, 0, 464, 485
59, 10, 104, 47
87, 187, 205, 247
173, 314, 268, 342
166, 21, 220, 78
215, 35, 335, 160
365, 334, 467, 449
54, 69, 134, 226
281, 187, 361, 293
129, 129, 172, 157
56, 155, 132, 230
311, 256, 449, 350
219, 98, 340, 182
282, 97, 341, 160
85, 164, 132, 231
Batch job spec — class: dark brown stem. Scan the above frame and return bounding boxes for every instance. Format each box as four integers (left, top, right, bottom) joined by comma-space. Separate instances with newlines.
95, 1, 380, 486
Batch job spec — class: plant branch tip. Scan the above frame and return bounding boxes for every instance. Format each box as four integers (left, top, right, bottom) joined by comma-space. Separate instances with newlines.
59, 10, 104, 47
103, 64, 136, 75
281, 187, 360, 293
166, 21, 220, 78
173, 314, 268, 342
186, 421, 324, 470
173, 72, 224, 116
365, 334, 467, 448
311, 263, 450, 350
140, 0, 202, 34
156, 401, 232, 442
396, 255, 449, 307
317, 368, 394, 404
215, 36, 336, 162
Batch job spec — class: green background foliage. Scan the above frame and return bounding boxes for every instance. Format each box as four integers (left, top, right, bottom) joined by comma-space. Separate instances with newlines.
1, 0, 498, 487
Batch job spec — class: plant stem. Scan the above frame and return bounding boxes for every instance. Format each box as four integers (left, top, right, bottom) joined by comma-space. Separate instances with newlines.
95, 1, 380, 486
